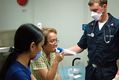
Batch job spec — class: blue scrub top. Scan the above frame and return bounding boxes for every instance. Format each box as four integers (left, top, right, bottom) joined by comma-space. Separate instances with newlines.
78, 13, 119, 65
5, 61, 31, 80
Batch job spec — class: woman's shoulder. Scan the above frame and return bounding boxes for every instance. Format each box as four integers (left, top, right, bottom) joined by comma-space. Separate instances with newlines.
6, 61, 31, 80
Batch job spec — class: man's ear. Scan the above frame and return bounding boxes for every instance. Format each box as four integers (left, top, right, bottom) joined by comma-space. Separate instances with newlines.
30, 42, 36, 52
103, 4, 107, 9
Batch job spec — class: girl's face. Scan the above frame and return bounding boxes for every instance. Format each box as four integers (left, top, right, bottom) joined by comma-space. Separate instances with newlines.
30, 40, 44, 60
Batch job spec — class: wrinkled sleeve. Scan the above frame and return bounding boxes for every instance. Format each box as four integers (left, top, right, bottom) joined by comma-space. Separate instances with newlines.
77, 30, 87, 49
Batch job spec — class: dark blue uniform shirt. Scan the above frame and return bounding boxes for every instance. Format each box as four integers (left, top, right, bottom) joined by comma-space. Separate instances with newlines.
78, 13, 119, 66
5, 61, 31, 80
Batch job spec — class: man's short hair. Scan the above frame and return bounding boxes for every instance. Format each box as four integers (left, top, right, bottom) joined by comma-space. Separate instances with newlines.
88, 0, 107, 6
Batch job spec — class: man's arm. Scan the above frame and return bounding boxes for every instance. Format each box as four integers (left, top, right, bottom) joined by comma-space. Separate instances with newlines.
68, 45, 84, 53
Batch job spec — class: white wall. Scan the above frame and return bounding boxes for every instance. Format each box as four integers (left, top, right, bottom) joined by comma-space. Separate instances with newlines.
108, 0, 119, 18
0, 0, 119, 66
0, 0, 33, 31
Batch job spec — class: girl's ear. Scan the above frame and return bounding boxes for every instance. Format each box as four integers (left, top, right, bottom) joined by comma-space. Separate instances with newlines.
30, 42, 36, 52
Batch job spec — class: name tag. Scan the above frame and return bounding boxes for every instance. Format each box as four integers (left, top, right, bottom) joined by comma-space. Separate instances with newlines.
105, 35, 114, 37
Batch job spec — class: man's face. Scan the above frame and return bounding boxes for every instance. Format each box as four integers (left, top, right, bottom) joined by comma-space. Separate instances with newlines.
89, 3, 104, 14
89, 3, 107, 21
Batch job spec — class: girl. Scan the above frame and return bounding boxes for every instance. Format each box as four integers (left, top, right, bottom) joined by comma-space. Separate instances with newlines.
0, 23, 44, 80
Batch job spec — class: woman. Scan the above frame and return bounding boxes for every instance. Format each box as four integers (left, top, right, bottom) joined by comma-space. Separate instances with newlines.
31, 27, 64, 80
0, 23, 44, 80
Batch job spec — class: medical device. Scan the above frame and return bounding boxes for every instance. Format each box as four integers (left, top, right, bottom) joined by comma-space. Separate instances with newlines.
89, 22, 113, 44
56, 47, 76, 55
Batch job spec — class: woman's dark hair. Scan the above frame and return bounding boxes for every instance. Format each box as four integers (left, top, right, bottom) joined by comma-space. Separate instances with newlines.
0, 23, 44, 80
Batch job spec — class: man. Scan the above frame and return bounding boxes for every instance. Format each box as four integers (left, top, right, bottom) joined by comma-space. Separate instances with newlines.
69, 0, 119, 80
